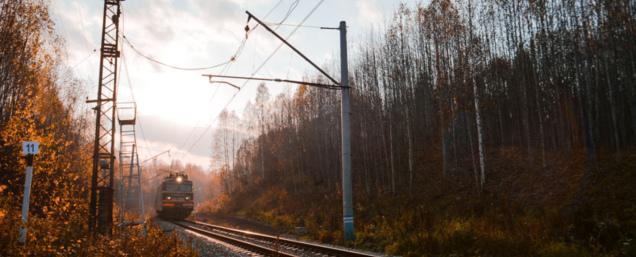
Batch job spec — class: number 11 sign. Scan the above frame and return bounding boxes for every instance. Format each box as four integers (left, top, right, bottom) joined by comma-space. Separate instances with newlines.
21, 141, 39, 156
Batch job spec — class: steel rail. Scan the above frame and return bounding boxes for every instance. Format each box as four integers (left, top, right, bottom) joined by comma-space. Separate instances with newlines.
172, 221, 297, 257
185, 220, 379, 257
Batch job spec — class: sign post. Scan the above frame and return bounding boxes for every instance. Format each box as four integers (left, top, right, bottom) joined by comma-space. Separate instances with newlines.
19, 141, 39, 244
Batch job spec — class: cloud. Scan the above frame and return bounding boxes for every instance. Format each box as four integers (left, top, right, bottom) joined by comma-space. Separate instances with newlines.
186, 0, 242, 23
52, 0, 420, 169
50, 1, 100, 58
119, 0, 252, 76
357, 0, 384, 25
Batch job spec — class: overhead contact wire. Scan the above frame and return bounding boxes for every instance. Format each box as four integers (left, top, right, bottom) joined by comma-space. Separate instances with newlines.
184, 0, 325, 153
177, 0, 288, 155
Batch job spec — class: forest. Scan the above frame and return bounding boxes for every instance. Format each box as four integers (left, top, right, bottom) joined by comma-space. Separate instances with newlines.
0, 0, 195, 255
1, 0, 636, 256
209, 0, 636, 256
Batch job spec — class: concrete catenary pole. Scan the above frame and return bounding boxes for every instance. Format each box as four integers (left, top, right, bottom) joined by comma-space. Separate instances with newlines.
339, 20, 354, 241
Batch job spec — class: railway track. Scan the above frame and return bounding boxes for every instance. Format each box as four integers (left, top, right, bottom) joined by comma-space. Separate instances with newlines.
170, 219, 380, 257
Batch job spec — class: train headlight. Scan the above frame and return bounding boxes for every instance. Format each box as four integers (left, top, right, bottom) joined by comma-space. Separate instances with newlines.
176, 176, 183, 183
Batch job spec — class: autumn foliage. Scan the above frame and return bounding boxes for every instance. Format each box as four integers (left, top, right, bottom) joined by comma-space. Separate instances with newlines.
209, 1, 636, 256
0, 1, 194, 256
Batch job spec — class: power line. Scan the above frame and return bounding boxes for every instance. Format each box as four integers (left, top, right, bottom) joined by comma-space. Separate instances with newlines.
122, 23, 251, 159
71, 48, 97, 70
120, 0, 292, 74
245, 0, 285, 32
171, 14, 268, 155
227, 0, 327, 107
247, 0, 326, 84
122, 35, 230, 71
118, 6, 151, 159
174, 24, 252, 154
176, 0, 297, 156
117, 0, 273, 159
120, 0, 283, 74
264, 22, 325, 29
183, 0, 326, 154
175, 64, 230, 154
184, 89, 241, 154
121, 53, 153, 157
247, 8, 339, 85
265, 0, 285, 19
223, 0, 292, 65
203, 74, 340, 89
277, 0, 299, 27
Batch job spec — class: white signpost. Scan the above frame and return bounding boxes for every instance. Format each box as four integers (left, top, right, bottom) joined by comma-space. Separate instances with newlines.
19, 141, 39, 244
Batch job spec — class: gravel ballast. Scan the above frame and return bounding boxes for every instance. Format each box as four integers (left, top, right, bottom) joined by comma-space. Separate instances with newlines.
156, 219, 259, 257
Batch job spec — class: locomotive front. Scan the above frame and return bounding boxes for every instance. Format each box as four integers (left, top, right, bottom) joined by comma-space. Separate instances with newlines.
156, 172, 193, 220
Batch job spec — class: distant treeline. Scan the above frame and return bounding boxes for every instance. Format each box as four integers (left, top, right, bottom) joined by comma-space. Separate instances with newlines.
215, 0, 636, 195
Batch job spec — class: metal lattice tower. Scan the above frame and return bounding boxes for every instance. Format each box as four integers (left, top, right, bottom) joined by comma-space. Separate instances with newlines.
117, 102, 145, 226
89, 0, 123, 235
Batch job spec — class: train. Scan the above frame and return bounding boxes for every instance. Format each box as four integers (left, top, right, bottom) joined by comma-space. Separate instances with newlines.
155, 172, 194, 220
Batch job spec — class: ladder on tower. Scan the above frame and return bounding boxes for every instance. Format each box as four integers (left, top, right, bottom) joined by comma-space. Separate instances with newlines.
117, 102, 145, 226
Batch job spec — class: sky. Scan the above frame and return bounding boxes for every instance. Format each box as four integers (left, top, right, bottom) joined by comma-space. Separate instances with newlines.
51, 0, 422, 169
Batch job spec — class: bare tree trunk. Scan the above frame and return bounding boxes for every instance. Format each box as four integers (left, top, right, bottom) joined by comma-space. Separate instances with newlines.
232, 126, 236, 171
388, 113, 396, 195
466, 109, 479, 188
363, 132, 371, 195
473, 77, 486, 190
451, 100, 459, 171
260, 124, 265, 181
536, 91, 546, 170
522, 80, 532, 163
532, 59, 547, 170
605, 58, 621, 156
441, 100, 448, 177
405, 106, 414, 194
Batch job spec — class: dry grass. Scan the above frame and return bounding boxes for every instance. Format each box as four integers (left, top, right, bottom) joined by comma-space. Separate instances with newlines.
213, 148, 636, 257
